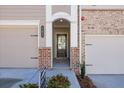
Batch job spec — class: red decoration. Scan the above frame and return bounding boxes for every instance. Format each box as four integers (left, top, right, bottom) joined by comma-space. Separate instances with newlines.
81, 16, 85, 21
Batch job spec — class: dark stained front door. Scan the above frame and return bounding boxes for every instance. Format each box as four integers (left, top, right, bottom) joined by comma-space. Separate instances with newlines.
57, 34, 67, 58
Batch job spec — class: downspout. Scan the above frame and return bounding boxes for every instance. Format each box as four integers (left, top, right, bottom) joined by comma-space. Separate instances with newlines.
78, 5, 82, 74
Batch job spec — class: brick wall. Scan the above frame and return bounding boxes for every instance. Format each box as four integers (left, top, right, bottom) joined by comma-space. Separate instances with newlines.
39, 47, 81, 73
81, 10, 124, 63
70, 47, 80, 73
39, 47, 80, 73
82, 10, 124, 35
39, 48, 51, 69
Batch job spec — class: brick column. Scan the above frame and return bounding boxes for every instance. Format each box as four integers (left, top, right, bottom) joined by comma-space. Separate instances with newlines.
70, 47, 80, 74
39, 48, 51, 69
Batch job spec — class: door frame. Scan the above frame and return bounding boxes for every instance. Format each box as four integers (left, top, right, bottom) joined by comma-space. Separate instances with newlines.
46, 6, 78, 68
53, 31, 69, 59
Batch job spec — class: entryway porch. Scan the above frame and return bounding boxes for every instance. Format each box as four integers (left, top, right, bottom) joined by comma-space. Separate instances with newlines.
52, 18, 70, 69
53, 58, 70, 68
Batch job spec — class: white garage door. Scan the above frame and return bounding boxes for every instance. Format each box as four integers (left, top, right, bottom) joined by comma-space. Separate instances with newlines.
0, 25, 38, 68
85, 35, 124, 74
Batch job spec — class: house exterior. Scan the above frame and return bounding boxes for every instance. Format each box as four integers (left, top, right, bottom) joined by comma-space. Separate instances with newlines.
0, 5, 124, 74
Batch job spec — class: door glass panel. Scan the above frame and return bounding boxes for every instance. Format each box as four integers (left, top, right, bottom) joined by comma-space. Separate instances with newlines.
57, 34, 67, 57
58, 35, 66, 49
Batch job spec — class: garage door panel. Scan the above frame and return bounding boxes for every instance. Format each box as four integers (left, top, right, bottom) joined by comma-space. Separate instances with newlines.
0, 26, 38, 68
85, 35, 124, 74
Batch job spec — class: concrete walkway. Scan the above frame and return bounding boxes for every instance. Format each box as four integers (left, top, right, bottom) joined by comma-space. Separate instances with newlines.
53, 58, 70, 68
46, 69, 80, 88
88, 74, 124, 88
0, 68, 80, 88
0, 68, 39, 88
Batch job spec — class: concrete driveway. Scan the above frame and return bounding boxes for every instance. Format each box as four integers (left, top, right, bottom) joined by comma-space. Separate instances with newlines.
88, 74, 124, 88
0, 68, 39, 88
0, 78, 22, 88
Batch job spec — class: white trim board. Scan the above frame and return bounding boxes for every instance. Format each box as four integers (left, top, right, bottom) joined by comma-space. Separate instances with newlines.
0, 20, 40, 25
81, 5, 124, 9
85, 35, 124, 37
52, 12, 71, 22
79, 5, 82, 64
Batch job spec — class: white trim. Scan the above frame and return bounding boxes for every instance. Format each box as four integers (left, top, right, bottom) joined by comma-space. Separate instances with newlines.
79, 6, 82, 64
46, 5, 53, 68
81, 5, 124, 10
70, 5, 78, 47
46, 6, 52, 22
71, 6, 78, 22
46, 22, 52, 47
85, 35, 124, 36
46, 5, 78, 68
46, 6, 52, 47
46, 6, 78, 47
70, 22, 78, 47
52, 12, 71, 22
0, 20, 40, 25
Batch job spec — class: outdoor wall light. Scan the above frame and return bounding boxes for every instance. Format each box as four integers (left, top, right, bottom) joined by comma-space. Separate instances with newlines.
81, 16, 86, 21
41, 25, 44, 38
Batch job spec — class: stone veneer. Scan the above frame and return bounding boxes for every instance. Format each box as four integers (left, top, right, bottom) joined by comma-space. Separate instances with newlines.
82, 10, 124, 35
81, 10, 124, 62
39, 48, 51, 69
70, 47, 80, 73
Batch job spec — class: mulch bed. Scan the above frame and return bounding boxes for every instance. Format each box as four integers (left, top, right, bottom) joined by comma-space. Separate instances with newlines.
76, 75, 96, 88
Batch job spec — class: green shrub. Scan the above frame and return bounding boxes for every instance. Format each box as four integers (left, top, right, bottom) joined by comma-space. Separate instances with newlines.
80, 63, 85, 79
19, 83, 38, 88
47, 74, 71, 88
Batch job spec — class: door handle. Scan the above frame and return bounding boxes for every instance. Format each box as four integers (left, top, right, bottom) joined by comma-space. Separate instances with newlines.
30, 57, 38, 59
30, 35, 38, 37
85, 64, 93, 66
85, 44, 93, 46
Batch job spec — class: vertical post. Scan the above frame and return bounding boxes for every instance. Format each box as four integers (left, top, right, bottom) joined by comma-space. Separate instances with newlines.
46, 5, 52, 47
70, 5, 78, 47
79, 5, 82, 66
38, 69, 41, 88
46, 5, 53, 68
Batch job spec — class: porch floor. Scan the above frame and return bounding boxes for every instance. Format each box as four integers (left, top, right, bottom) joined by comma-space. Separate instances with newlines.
53, 58, 70, 68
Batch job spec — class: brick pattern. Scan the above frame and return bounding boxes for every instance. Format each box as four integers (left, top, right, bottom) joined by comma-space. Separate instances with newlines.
82, 10, 124, 35
81, 10, 124, 64
39, 48, 51, 69
70, 47, 80, 73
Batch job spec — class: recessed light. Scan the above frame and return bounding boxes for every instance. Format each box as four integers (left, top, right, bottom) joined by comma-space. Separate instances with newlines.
60, 19, 63, 22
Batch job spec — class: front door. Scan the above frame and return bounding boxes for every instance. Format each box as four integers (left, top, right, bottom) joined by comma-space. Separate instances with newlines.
57, 34, 67, 58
